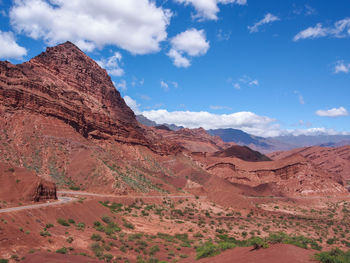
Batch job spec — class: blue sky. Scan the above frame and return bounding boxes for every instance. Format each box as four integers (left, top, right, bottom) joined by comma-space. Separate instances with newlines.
0, 0, 349, 137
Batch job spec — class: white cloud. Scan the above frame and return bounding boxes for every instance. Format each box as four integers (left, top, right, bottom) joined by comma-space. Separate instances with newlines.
168, 28, 209, 67
167, 49, 190, 68
160, 80, 178, 91
170, 28, 209, 56
0, 30, 27, 59
160, 80, 169, 91
126, 97, 348, 137
316, 107, 348, 117
294, 18, 350, 41
231, 75, 258, 89
293, 23, 327, 41
10, 0, 172, 54
175, 0, 246, 21
97, 52, 124, 77
283, 128, 350, 136
142, 109, 281, 137
123, 95, 140, 114
115, 80, 127, 92
248, 13, 280, 33
335, 61, 350, 74
249, 79, 259, 86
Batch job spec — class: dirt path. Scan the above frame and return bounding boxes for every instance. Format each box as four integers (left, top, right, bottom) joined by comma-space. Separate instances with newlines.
57, 190, 202, 199
0, 196, 74, 213
0, 191, 203, 214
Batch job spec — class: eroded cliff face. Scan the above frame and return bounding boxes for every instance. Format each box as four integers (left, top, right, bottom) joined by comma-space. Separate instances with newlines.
0, 41, 146, 144
0, 163, 57, 204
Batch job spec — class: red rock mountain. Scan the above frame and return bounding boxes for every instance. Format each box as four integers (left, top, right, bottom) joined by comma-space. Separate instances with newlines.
0, 41, 147, 144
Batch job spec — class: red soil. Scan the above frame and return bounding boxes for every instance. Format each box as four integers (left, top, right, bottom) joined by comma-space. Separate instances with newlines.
22, 252, 103, 263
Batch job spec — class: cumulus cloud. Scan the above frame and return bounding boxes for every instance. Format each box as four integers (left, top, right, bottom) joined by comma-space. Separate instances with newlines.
123, 95, 140, 114
142, 109, 281, 137
10, 0, 172, 54
175, 0, 246, 21
0, 30, 27, 59
248, 13, 280, 33
167, 49, 190, 68
335, 61, 350, 74
97, 52, 124, 77
168, 28, 209, 67
294, 18, 350, 41
316, 107, 348, 117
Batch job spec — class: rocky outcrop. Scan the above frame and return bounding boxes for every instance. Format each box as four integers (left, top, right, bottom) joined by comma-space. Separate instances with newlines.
0, 163, 57, 204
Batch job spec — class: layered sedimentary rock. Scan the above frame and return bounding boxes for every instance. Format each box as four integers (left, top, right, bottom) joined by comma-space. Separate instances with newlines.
269, 146, 350, 181
0, 41, 148, 144
192, 153, 348, 197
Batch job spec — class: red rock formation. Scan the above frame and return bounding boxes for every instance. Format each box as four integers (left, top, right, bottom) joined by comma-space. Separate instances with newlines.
192, 153, 348, 197
0, 163, 56, 204
0, 41, 147, 144
269, 146, 350, 181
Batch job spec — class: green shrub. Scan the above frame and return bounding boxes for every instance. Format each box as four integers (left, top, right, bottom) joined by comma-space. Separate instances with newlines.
57, 218, 70, 227
248, 237, 269, 249
315, 248, 350, 263
196, 242, 220, 259
123, 221, 135, 229
68, 219, 75, 224
56, 247, 67, 254
149, 245, 160, 256
0, 259, 8, 263
91, 233, 102, 241
102, 216, 112, 224
69, 185, 80, 191
76, 222, 85, 230
40, 231, 51, 237
91, 242, 104, 257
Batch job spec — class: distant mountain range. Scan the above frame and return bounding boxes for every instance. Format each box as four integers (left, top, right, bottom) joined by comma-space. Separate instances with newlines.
137, 114, 350, 153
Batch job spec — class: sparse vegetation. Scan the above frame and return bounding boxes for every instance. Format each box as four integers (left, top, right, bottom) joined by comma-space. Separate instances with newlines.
57, 218, 70, 227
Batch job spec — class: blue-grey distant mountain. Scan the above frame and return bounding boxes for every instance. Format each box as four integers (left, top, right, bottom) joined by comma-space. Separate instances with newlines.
136, 115, 350, 153
136, 114, 183, 131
